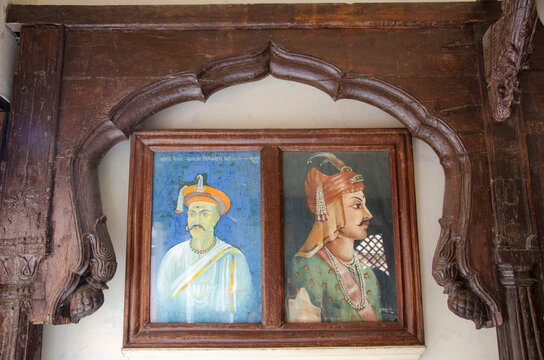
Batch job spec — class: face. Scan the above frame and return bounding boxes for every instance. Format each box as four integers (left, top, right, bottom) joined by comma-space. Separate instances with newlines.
187, 201, 220, 237
341, 190, 373, 240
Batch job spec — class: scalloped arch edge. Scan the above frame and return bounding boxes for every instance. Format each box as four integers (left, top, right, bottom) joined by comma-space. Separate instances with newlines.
61, 41, 501, 327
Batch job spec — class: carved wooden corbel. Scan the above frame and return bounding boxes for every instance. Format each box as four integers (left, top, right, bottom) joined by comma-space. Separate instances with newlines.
483, 0, 539, 122
63, 216, 117, 323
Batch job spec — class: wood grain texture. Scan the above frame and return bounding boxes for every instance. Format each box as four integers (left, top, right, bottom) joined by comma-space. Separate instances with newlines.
124, 129, 423, 347
0, 25, 63, 254
7, 3, 501, 30
260, 146, 283, 328
0, 285, 42, 360
517, 23, 544, 360
477, 21, 544, 359
0, 25, 63, 360
523, 27, 544, 299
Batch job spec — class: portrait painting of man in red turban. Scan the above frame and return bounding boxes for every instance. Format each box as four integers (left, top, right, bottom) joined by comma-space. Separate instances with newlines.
285, 152, 397, 323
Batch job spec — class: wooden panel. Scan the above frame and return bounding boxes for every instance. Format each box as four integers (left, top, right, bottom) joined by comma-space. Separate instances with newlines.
59, 28, 480, 78
54, 29, 500, 330
56, 26, 487, 155
0, 25, 63, 249
0, 25, 64, 360
522, 23, 544, 331
7, 3, 502, 30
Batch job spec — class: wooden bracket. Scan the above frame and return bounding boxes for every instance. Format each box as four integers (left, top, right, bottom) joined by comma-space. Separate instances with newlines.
483, 0, 539, 122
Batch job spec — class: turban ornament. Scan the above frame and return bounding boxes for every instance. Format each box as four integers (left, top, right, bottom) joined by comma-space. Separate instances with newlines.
315, 184, 328, 222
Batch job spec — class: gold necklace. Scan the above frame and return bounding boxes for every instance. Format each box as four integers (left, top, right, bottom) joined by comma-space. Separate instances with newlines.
189, 237, 217, 255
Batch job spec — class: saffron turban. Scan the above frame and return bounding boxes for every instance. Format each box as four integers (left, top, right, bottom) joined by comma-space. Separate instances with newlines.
296, 153, 366, 258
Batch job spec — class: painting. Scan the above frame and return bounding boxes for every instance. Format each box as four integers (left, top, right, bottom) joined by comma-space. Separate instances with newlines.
284, 151, 397, 323
124, 129, 422, 347
148, 151, 262, 323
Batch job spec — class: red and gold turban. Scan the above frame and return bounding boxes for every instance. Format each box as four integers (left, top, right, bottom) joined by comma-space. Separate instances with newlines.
305, 167, 365, 221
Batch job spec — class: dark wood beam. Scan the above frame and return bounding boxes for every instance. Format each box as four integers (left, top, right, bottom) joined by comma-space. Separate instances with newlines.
7, 3, 501, 30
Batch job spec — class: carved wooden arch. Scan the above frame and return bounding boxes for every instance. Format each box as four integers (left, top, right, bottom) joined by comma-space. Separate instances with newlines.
63, 42, 501, 328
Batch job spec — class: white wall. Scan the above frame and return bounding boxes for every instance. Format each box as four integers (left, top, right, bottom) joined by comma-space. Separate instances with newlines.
0, 0, 18, 101
41, 77, 499, 359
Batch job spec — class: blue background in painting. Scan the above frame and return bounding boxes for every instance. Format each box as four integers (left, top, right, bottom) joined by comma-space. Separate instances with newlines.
149, 151, 262, 323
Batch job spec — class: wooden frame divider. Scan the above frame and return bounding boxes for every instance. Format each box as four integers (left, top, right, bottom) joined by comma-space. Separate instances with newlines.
124, 129, 423, 348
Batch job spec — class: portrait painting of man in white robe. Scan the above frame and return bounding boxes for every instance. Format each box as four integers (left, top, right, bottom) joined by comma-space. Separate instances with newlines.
155, 174, 252, 323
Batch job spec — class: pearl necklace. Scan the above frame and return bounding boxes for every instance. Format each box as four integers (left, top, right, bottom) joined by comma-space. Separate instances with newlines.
324, 246, 367, 310
189, 237, 217, 255
336, 256, 356, 273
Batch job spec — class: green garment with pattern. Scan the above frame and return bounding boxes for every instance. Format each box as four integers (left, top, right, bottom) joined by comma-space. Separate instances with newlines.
287, 254, 382, 322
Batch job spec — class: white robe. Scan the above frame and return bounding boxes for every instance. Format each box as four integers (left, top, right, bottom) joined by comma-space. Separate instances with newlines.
154, 238, 252, 323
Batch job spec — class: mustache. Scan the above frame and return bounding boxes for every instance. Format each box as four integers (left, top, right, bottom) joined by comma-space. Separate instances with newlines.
188, 224, 207, 231
358, 220, 370, 226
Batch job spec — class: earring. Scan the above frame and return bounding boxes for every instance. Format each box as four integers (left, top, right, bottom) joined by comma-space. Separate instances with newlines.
185, 225, 189, 232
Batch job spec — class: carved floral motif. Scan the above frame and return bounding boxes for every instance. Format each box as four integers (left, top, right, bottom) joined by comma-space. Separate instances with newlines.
0, 257, 12, 282
0, 255, 43, 285
432, 218, 493, 328
61, 215, 117, 323
483, 0, 538, 122
87, 216, 117, 284
69, 283, 105, 324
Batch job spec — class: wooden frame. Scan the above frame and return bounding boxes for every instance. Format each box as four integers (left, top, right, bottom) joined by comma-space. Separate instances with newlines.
124, 128, 423, 348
